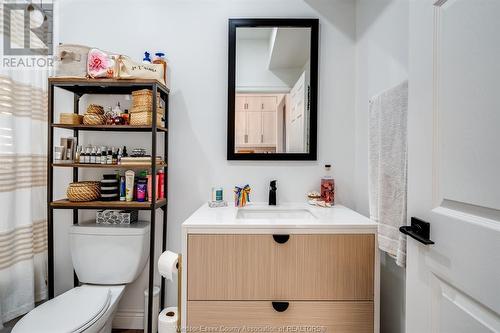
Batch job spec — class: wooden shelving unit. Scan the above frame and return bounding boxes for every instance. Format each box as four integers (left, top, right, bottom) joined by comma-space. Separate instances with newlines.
47, 78, 168, 333
52, 124, 168, 132
50, 198, 167, 210
52, 162, 166, 169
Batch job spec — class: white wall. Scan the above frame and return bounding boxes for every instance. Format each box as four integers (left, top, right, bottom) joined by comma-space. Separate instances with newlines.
236, 38, 300, 91
56, 0, 356, 328
354, 1, 409, 333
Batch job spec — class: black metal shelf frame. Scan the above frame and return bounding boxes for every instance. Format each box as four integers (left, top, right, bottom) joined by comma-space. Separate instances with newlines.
47, 79, 169, 333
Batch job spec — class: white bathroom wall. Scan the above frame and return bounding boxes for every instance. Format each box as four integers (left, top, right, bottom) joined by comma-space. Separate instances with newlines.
56, 0, 357, 327
236, 38, 300, 91
354, 1, 409, 333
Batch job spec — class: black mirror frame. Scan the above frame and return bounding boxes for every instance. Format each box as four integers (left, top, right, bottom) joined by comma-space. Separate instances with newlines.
227, 18, 319, 161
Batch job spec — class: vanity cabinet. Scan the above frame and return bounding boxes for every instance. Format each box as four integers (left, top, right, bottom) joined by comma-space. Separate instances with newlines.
188, 301, 373, 333
182, 204, 379, 333
188, 234, 374, 300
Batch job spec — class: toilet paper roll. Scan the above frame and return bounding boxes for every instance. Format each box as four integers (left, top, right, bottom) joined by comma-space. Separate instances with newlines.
158, 307, 178, 333
158, 250, 179, 281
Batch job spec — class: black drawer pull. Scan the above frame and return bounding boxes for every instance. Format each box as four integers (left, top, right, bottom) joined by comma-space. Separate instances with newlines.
272, 234, 289, 244
272, 301, 289, 312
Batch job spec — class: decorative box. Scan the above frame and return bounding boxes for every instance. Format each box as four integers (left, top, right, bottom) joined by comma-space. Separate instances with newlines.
96, 210, 138, 224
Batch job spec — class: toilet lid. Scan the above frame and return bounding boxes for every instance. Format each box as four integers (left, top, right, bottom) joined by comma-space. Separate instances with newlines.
13, 286, 111, 333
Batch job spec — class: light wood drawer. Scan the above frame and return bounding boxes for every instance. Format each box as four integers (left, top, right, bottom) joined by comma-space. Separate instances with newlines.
187, 301, 374, 333
187, 234, 374, 301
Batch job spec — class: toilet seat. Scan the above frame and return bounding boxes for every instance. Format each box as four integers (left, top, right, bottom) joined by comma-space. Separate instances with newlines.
12, 286, 111, 333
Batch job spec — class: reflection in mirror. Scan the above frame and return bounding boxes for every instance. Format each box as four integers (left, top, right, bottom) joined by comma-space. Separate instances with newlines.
234, 27, 311, 155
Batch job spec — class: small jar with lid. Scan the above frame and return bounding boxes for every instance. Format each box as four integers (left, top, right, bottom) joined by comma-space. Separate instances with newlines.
321, 164, 335, 204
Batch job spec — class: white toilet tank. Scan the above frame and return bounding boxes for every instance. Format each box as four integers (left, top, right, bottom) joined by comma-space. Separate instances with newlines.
69, 221, 150, 284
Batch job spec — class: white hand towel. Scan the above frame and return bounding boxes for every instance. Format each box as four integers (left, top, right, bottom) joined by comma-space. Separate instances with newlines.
368, 81, 408, 267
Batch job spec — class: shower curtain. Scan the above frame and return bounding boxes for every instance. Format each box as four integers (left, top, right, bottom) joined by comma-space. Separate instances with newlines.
0, 71, 49, 327
0, 2, 50, 326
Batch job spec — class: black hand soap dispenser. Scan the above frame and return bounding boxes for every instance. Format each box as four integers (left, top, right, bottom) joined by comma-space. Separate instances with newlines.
269, 180, 277, 206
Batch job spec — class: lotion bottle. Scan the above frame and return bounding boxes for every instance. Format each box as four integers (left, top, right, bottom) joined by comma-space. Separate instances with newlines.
125, 170, 135, 202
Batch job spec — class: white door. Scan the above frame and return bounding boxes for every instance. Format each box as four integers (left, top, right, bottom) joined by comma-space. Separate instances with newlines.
406, 1, 500, 332
288, 72, 306, 152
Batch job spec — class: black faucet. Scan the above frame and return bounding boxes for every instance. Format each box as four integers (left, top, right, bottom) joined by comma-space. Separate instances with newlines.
269, 180, 277, 205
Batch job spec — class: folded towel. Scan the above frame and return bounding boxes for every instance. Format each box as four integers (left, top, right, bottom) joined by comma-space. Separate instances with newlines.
368, 81, 408, 267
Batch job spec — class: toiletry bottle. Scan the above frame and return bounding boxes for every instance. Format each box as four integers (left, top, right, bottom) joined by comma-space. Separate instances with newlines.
143, 51, 152, 64
147, 173, 152, 202
153, 52, 167, 83
119, 176, 126, 201
100, 146, 107, 164
75, 145, 82, 163
112, 149, 118, 165
117, 148, 122, 164
136, 179, 147, 202
81, 147, 87, 164
96, 147, 101, 164
122, 146, 128, 158
321, 164, 335, 204
90, 147, 96, 164
211, 186, 223, 202
121, 109, 129, 125
112, 102, 122, 116
155, 173, 159, 200
106, 148, 113, 164
84, 147, 91, 164
158, 170, 164, 199
125, 170, 135, 202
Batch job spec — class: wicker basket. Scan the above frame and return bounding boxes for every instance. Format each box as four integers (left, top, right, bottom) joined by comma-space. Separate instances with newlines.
59, 113, 83, 125
83, 113, 106, 125
86, 104, 104, 115
131, 89, 161, 111
129, 111, 164, 126
67, 181, 100, 202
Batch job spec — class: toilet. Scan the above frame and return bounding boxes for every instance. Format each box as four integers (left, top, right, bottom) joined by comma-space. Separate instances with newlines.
13, 222, 150, 333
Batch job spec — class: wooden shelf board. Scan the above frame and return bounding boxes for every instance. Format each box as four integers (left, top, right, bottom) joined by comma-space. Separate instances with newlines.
48, 77, 169, 95
50, 198, 166, 210
52, 162, 166, 169
52, 124, 167, 132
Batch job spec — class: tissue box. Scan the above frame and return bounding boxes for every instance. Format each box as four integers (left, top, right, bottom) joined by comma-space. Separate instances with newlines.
96, 210, 138, 224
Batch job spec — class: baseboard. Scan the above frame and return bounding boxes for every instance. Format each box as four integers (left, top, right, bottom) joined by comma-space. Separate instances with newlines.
112, 309, 144, 330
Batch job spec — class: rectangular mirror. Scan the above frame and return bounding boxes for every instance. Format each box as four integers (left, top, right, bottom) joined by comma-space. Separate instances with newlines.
227, 19, 319, 160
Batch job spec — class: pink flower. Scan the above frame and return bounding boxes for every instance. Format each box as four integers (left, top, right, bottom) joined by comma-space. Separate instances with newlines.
89, 52, 107, 72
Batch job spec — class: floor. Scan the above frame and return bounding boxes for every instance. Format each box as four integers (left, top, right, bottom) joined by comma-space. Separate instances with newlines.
1, 317, 143, 333
0, 320, 16, 333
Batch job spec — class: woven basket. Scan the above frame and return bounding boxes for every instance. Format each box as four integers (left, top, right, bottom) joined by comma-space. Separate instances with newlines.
59, 113, 83, 125
131, 105, 165, 114
86, 104, 104, 115
131, 89, 161, 111
67, 181, 100, 202
83, 113, 106, 125
130, 111, 164, 126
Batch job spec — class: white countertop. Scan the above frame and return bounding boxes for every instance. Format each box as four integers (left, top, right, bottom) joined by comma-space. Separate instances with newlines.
182, 202, 377, 232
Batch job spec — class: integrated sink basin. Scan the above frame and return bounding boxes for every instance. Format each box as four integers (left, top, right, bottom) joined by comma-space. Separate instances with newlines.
237, 208, 317, 220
